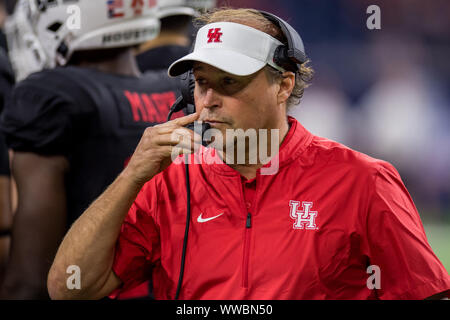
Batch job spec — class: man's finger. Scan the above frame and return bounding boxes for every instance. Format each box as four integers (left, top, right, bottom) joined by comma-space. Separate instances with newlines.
172, 127, 202, 143
168, 112, 200, 127
153, 133, 202, 147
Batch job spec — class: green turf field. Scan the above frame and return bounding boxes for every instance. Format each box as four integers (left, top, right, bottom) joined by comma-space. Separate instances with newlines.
423, 223, 450, 272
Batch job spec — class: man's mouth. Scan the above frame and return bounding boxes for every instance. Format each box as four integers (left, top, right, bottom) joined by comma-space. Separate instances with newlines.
203, 119, 227, 126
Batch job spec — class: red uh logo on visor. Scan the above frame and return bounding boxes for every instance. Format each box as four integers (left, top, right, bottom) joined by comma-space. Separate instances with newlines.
207, 28, 223, 43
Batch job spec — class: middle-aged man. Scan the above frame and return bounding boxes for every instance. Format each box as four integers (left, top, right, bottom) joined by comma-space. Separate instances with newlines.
48, 8, 450, 300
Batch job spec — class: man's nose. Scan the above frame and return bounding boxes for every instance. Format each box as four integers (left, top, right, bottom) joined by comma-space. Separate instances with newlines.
201, 88, 221, 109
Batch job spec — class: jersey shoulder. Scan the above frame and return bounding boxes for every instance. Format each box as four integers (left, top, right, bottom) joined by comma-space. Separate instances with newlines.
7, 67, 97, 124
1, 67, 96, 155
19, 67, 97, 103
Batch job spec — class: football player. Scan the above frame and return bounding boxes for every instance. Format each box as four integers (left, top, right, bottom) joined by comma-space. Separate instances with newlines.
0, 0, 181, 299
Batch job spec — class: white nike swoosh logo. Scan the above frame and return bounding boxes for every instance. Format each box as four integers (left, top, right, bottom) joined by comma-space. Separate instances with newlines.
197, 213, 224, 223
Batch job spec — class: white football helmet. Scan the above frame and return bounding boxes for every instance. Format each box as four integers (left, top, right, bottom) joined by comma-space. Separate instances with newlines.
158, 0, 216, 18
6, 0, 161, 81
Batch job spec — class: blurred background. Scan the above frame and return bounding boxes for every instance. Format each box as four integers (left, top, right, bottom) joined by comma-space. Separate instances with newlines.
0, 0, 446, 299
0, 0, 447, 278
219, 0, 450, 269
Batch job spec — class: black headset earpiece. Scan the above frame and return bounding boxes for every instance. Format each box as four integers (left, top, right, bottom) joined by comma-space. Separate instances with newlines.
180, 70, 196, 114
167, 70, 196, 119
258, 10, 307, 73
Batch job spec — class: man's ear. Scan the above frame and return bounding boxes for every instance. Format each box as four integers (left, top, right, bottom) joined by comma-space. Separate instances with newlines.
277, 71, 295, 105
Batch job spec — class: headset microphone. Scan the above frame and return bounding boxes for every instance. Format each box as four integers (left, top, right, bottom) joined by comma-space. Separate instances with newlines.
167, 70, 196, 117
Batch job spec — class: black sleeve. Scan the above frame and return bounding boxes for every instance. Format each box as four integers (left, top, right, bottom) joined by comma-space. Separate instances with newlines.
0, 48, 14, 175
0, 76, 77, 157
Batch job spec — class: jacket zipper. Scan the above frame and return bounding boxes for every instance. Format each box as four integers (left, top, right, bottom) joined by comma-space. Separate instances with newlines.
242, 213, 252, 289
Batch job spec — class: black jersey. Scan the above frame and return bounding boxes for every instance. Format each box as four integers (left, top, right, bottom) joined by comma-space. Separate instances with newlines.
0, 66, 182, 226
0, 47, 14, 176
137, 44, 190, 72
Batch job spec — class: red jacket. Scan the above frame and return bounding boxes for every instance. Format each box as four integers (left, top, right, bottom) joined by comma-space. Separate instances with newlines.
112, 117, 450, 299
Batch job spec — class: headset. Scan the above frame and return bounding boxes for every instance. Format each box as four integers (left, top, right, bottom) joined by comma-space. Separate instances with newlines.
167, 10, 307, 300
168, 11, 307, 120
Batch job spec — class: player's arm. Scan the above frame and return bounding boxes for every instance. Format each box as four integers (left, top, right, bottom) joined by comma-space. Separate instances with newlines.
48, 113, 200, 300
0, 48, 14, 285
0, 174, 12, 284
0, 139, 12, 284
0, 152, 68, 299
47, 169, 138, 300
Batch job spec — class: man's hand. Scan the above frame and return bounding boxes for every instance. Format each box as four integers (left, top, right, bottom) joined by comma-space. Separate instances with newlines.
124, 112, 201, 186
48, 113, 201, 299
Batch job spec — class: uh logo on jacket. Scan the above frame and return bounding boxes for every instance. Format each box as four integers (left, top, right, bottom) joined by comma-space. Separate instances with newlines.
289, 200, 319, 230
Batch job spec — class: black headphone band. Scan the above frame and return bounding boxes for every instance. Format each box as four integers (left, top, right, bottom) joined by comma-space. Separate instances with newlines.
258, 10, 307, 72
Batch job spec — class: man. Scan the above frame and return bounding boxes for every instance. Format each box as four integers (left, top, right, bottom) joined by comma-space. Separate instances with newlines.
48, 8, 450, 300
136, 0, 216, 73
0, 0, 182, 299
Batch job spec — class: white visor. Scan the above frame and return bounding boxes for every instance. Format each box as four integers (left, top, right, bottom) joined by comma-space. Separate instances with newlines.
168, 22, 285, 77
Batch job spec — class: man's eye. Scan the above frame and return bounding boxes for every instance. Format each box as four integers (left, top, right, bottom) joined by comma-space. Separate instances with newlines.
195, 78, 207, 85
223, 77, 236, 85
